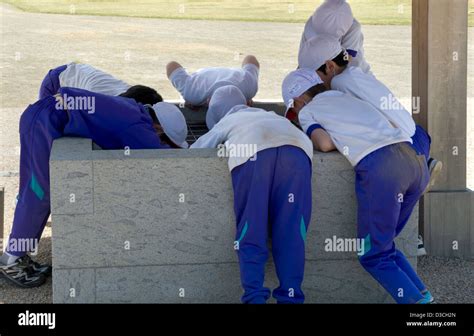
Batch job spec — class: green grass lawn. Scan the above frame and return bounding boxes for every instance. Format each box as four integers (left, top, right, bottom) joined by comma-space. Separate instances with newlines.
2, 0, 474, 26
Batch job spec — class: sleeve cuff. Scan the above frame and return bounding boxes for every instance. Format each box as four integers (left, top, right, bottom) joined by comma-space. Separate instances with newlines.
306, 123, 324, 138
347, 49, 358, 58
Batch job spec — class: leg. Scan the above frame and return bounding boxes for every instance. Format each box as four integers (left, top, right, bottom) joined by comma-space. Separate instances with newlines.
6, 97, 68, 257
166, 61, 183, 79
394, 155, 430, 293
410, 125, 431, 163
39, 65, 67, 100
166, 62, 198, 105
241, 60, 259, 101
231, 149, 276, 304
356, 145, 424, 304
411, 125, 443, 193
270, 146, 312, 304
242, 55, 260, 69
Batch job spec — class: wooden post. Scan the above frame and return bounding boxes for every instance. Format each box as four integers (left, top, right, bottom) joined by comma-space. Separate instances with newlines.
412, 0, 473, 258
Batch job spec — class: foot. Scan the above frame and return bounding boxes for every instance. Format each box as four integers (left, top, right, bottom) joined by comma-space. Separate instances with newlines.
421, 290, 435, 304
423, 158, 443, 194
0, 255, 48, 288
24, 255, 52, 276
417, 235, 427, 256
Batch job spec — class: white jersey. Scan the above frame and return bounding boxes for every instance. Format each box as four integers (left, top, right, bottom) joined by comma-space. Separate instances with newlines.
191, 106, 313, 171
331, 66, 416, 137
299, 90, 412, 167
170, 64, 259, 106
299, 18, 371, 74
59, 63, 131, 96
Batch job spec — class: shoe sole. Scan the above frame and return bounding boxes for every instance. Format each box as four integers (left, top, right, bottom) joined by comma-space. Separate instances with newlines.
0, 270, 47, 288
36, 266, 52, 277
417, 247, 427, 256
424, 161, 443, 194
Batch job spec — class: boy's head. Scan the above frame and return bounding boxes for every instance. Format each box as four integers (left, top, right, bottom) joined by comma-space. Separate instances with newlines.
282, 68, 326, 122
206, 85, 248, 130
120, 85, 163, 105
299, 34, 350, 89
148, 102, 189, 149
316, 50, 350, 89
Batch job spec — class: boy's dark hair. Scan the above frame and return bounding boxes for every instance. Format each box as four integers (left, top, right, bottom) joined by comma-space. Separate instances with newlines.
304, 83, 327, 99
119, 85, 163, 105
145, 105, 160, 124
317, 50, 350, 75
143, 105, 180, 149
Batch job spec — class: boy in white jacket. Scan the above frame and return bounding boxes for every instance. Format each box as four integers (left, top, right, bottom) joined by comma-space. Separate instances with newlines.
282, 69, 434, 304
299, 34, 442, 191
39, 62, 163, 105
192, 85, 313, 304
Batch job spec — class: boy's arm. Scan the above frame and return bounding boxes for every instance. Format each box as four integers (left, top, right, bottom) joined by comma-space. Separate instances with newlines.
309, 127, 336, 153
191, 124, 226, 149
299, 109, 336, 153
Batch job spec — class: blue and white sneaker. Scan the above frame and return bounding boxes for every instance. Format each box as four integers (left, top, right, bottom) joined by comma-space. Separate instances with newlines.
0, 255, 47, 288
417, 235, 427, 256
24, 255, 52, 276
421, 290, 435, 304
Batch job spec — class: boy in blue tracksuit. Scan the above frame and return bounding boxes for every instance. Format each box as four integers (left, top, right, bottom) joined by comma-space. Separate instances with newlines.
39, 62, 163, 106
283, 69, 433, 304
0, 88, 188, 288
192, 85, 314, 304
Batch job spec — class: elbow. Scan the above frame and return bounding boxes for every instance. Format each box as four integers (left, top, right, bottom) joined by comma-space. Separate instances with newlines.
316, 140, 335, 153
319, 144, 334, 153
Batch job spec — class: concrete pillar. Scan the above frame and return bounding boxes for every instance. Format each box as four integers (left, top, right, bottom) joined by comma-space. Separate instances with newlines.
412, 0, 473, 258
0, 187, 3, 243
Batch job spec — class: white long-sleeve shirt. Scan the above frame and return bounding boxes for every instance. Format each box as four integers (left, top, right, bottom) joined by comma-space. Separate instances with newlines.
59, 63, 131, 96
191, 106, 314, 171
299, 90, 412, 167
331, 66, 416, 137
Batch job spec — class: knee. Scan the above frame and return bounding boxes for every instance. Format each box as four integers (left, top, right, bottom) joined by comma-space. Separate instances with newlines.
19, 106, 36, 133
358, 254, 375, 270
166, 61, 182, 78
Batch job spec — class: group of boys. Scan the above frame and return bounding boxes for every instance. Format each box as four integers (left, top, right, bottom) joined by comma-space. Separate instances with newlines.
1, 0, 441, 304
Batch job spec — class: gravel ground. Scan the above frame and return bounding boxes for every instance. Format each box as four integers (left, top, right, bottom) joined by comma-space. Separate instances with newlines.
418, 256, 474, 304
0, 3, 473, 304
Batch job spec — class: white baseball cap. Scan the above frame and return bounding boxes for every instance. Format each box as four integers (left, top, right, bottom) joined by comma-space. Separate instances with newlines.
206, 85, 247, 130
281, 68, 324, 115
151, 102, 189, 149
298, 34, 344, 71
312, 0, 354, 39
